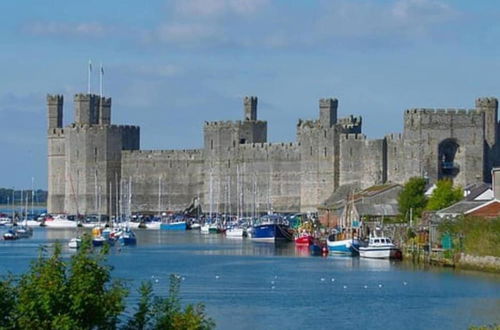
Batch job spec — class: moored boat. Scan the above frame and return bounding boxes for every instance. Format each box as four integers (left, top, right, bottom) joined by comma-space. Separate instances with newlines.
118, 228, 137, 245
225, 226, 246, 238
160, 220, 187, 231
359, 230, 401, 259
251, 215, 293, 242
68, 237, 81, 249
3, 230, 17, 240
326, 232, 361, 255
295, 233, 314, 245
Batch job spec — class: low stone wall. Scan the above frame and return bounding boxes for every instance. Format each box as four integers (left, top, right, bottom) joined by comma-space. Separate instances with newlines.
458, 253, 500, 273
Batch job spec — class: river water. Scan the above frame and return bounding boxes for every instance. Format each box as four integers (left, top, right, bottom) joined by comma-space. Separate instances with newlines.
0, 228, 499, 330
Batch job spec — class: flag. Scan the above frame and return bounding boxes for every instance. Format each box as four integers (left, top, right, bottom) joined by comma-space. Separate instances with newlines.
89, 59, 92, 72
100, 65, 104, 75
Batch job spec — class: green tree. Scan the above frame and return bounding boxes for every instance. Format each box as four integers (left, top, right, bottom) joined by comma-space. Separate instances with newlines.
398, 177, 428, 221
426, 179, 463, 211
0, 235, 127, 329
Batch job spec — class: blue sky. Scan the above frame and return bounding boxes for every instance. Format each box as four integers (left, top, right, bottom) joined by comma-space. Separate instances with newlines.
1, 0, 500, 189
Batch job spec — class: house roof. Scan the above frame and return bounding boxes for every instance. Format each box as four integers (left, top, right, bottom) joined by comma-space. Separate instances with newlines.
465, 200, 500, 218
436, 200, 484, 216
319, 183, 402, 216
464, 183, 492, 201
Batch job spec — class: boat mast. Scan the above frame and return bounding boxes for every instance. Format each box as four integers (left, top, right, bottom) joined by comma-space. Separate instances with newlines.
158, 175, 161, 218
31, 177, 34, 220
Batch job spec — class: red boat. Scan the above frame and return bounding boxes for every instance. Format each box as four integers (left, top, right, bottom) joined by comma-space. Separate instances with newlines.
295, 233, 314, 245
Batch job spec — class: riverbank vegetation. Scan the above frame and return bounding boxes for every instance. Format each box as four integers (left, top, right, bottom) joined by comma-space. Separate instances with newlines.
438, 216, 500, 258
0, 235, 214, 329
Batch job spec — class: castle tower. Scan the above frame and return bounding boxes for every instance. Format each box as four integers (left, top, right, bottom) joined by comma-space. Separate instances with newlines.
74, 94, 99, 125
244, 96, 257, 121
47, 95, 66, 213
48, 94, 63, 129
475, 97, 498, 148
99, 97, 111, 125
319, 98, 338, 128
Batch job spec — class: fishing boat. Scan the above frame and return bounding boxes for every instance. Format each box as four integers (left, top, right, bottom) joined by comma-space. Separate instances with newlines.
359, 229, 402, 259
327, 193, 362, 255
251, 215, 293, 242
295, 232, 314, 245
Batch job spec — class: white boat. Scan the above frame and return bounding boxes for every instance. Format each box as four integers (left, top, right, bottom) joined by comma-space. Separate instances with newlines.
190, 223, 201, 230
359, 231, 401, 259
225, 227, 245, 238
44, 215, 78, 228
68, 237, 81, 249
200, 223, 210, 234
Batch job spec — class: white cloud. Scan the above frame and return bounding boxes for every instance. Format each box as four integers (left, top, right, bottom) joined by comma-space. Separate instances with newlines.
24, 21, 112, 38
174, 0, 269, 17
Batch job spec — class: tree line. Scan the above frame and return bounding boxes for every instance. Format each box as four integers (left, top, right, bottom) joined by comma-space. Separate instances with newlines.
0, 188, 47, 205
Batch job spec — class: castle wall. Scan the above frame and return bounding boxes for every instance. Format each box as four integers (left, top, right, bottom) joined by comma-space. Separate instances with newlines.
121, 150, 204, 213
339, 134, 386, 188
297, 120, 337, 212
403, 108, 485, 186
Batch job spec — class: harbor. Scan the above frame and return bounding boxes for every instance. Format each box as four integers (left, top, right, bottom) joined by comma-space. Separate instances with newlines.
0, 226, 499, 329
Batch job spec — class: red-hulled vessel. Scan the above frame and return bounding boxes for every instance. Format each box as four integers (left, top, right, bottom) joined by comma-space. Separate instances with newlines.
295, 233, 314, 245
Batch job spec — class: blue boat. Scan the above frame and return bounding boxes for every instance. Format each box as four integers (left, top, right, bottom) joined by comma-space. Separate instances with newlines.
160, 221, 187, 231
118, 228, 137, 245
251, 215, 293, 242
326, 234, 361, 255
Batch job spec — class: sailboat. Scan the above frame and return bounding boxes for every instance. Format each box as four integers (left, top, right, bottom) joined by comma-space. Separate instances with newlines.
326, 193, 362, 255
14, 191, 33, 238
119, 177, 137, 245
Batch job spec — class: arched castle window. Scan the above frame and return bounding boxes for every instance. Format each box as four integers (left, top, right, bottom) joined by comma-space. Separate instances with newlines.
94, 147, 98, 162
211, 140, 213, 150
349, 148, 352, 157
228, 160, 231, 168
324, 147, 327, 157
324, 131, 327, 138
310, 147, 313, 156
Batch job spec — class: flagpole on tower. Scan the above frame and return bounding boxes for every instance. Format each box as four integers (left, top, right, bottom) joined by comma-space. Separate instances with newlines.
88, 59, 92, 94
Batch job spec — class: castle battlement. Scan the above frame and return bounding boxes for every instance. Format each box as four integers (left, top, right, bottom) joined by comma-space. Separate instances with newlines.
405, 108, 478, 115
338, 115, 362, 125
47, 94, 63, 103
239, 142, 297, 150
341, 133, 366, 140
48, 128, 65, 136
204, 120, 266, 127
385, 133, 403, 141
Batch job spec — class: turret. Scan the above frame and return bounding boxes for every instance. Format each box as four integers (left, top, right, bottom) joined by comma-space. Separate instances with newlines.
475, 97, 498, 147
47, 94, 63, 129
99, 97, 111, 125
244, 96, 257, 121
319, 98, 338, 128
74, 94, 99, 125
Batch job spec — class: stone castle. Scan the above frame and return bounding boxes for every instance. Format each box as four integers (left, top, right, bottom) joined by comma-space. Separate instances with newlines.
47, 92, 499, 215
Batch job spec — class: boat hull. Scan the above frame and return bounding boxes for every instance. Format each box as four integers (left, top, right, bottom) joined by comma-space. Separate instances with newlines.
160, 221, 187, 231
359, 246, 401, 259
251, 224, 292, 242
295, 235, 314, 245
327, 238, 360, 255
